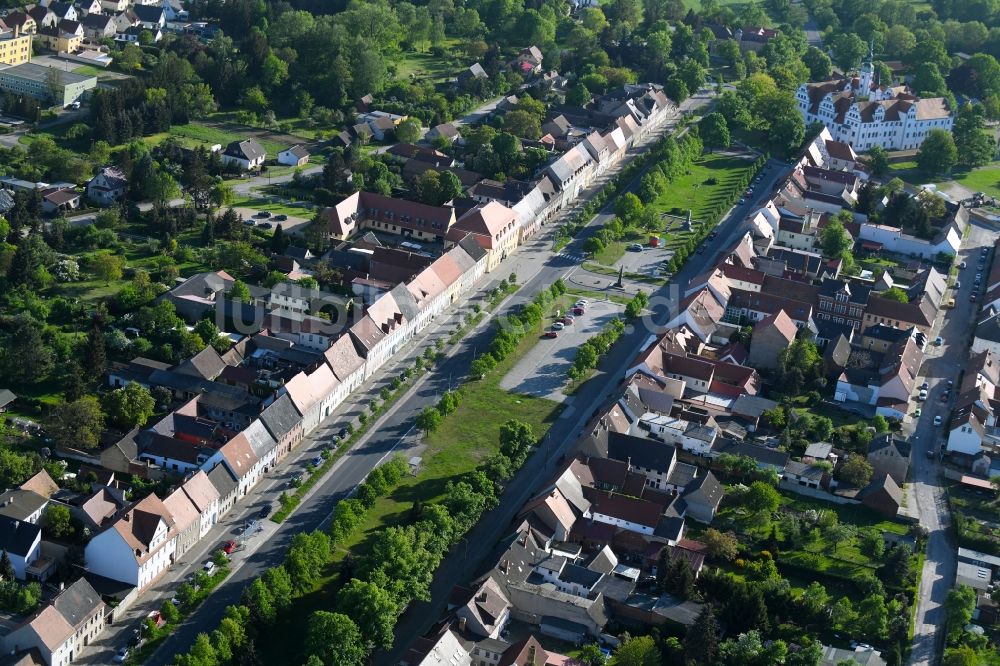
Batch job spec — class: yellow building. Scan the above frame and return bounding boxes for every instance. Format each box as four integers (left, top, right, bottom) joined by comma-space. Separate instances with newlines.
36, 27, 81, 54
0, 28, 31, 66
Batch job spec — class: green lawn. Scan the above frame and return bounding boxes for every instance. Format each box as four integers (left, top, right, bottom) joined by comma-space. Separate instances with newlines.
166, 124, 285, 156
395, 39, 464, 82
890, 161, 1000, 199
592, 229, 647, 266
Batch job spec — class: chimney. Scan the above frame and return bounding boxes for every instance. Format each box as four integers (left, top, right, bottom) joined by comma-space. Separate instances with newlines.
457, 616, 467, 632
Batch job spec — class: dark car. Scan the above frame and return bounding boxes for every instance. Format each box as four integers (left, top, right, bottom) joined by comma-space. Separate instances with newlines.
572, 307, 585, 316
338, 427, 348, 439
273, 214, 288, 221
259, 504, 272, 518
259, 222, 272, 229
256, 210, 272, 218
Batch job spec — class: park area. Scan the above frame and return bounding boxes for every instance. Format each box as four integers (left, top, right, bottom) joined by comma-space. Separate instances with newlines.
587, 151, 757, 275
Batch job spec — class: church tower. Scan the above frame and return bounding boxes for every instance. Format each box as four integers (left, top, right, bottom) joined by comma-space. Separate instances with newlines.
857, 40, 875, 98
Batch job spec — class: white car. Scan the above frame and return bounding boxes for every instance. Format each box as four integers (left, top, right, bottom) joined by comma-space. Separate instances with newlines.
575, 300, 588, 307
203, 561, 216, 573
552, 322, 565, 330
918, 390, 928, 401
934, 415, 943, 426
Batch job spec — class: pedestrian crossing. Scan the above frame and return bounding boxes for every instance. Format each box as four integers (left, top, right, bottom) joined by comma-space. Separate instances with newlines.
554, 250, 586, 263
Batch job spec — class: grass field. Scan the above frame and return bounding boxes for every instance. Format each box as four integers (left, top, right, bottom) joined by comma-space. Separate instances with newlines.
651, 152, 755, 252
166, 124, 285, 156
261, 297, 565, 663
891, 161, 1000, 199
395, 39, 463, 82
230, 196, 317, 219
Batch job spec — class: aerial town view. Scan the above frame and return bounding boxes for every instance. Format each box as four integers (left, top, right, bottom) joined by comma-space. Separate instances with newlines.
0, 0, 998, 664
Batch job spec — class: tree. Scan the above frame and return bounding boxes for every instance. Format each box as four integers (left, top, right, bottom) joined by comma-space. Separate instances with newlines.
684, 605, 720, 665
306, 611, 367, 666
337, 579, 398, 650
838, 455, 873, 487
91, 253, 124, 284
577, 644, 606, 666
614, 635, 661, 666
104, 383, 156, 429
700, 113, 730, 150
857, 594, 888, 640
41, 504, 73, 539
416, 407, 442, 433
46, 396, 104, 450
803, 46, 832, 80
831, 33, 867, 70
701, 528, 739, 560
944, 585, 976, 643
867, 146, 890, 176
502, 110, 541, 139
0, 552, 15, 581
566, 81, 591, 106
917, 129, 958, 175
819, 219, 852, 259
227, 279, 251, 301
873, 287, 909, 306
744, 481, 781, 515
394, 118, 421, 143
953, 104, 996, 169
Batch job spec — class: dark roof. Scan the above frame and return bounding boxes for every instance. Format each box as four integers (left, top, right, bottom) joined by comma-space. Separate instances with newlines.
260, 394, 301, 441
0, 515, 40, 557
868, 432, 911, 458
560, 562, 603, 588
607, 431, 676, 474
0, 489, 47, 522
683, 472, 723, 508
712, 439, 789, 468
0, 389, 15, 410
82, 13, 113, 29
223, 140, 265, 162
52, 578, 103, 630
206, 463, 238, 499
173, 346, 226, 380
132, 5, 164, 21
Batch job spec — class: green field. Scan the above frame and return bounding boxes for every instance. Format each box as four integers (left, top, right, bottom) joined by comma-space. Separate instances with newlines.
395, 39, 463, 82
230, 197, 317, 219
166, 124, 285, 156
652, 152, 755, 252
891, 161, 1000, 199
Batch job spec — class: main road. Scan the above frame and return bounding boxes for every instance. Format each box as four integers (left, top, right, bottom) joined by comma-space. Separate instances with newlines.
119, 92, 723, 665
906, 222, 994, 665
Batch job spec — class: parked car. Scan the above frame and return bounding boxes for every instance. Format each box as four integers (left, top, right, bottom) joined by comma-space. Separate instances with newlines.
627, 243, 643, 252
243, 219, 256, 226
203, 561, 216, 573
955, 281, 961, 289
739, 198, 746, 204
544, 330, 558, 339
941, 391, 950, 402
696, 246, 705, 254
560, 316, 574, 325
921, 381, 929, 390
552, 322, 565, 330
259, 504, 272, 518
971, 293, 978, 302
311, 456, 323, 467
273, 214, 288, 221
114, 647, 130, 663
256, 211, 272, 218
934, 336, 944, 346
960, 261, 967, 269
222, 540, 237, 555
918, 390, 928, 401
338, 427, 348, 439
573, 307, 585, 315
934, 415, 943, 426
914, 408, 922, 417
259, 222, 272, 229
575, 299, 589, 307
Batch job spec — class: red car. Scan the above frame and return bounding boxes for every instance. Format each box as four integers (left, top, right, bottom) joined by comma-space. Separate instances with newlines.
560, 316, 574, 325
573, 307, 585, 316
545, 330, 559, 338
222, 540, 237, 555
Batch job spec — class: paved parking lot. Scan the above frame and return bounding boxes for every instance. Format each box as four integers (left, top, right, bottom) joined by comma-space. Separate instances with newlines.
614, 244, 673, 276
232, 207, 311, 234
500, 299, 623, 402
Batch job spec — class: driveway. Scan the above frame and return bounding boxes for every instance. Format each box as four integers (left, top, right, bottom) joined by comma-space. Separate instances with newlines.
500, 299, 622, 402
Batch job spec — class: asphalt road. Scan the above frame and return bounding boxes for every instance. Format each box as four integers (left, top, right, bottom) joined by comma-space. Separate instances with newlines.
123, 94, 710, 666
907, 222, 994, 665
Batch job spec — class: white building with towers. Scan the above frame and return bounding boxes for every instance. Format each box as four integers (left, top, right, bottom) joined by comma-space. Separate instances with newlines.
796, 45, 953, 152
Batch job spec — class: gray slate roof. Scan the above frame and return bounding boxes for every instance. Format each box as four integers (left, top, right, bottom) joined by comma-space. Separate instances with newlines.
52, 578, 103, 629
260, 394, 301, 440
206, 463, 238, 499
